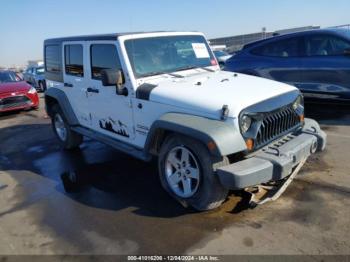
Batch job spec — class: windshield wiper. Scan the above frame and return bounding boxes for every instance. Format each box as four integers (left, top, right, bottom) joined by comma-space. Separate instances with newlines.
140, 66, 215, 78
174, 66, 215, 73
140, 71, 166, 78
167, 72, 184, 78
140, 71, 184, 78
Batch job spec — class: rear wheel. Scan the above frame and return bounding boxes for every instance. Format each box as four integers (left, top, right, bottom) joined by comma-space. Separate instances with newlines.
51, 105, 83, 149
158, 134, 229, 211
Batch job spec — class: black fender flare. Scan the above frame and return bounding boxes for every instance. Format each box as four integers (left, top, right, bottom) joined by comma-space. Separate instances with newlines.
45, 87, 79, 126
144, 113, 246, 159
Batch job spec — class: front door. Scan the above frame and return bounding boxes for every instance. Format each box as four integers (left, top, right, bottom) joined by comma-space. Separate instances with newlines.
86, 42, 134, 142
62, 42, 91, 127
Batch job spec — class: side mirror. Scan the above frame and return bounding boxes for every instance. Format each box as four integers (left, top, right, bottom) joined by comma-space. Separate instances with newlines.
101, 69, 128, 96
344, 48, 350, 56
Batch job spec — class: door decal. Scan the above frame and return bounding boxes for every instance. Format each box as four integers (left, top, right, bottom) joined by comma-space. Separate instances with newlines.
99, 117, 130, 138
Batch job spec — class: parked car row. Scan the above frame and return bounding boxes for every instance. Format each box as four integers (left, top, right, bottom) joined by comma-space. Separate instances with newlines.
223, 29, 350, 103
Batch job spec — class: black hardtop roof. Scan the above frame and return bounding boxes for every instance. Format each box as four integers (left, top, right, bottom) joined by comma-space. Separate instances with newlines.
44, 31, 186, 45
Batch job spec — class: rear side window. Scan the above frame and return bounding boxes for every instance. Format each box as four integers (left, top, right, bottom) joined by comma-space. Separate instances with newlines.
64, 44, 84, 76
45, 45, 62, 73
251, 37, 300, 57
304, 34, 350, 56
90, 44, 122, 80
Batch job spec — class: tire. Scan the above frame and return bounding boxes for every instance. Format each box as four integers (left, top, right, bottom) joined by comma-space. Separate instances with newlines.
51, 104, 83, 150
39, 81, 46, 92
158, 134, 229, 211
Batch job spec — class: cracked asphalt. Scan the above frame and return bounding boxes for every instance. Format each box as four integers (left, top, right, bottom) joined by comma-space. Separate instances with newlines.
0, 96, 349, 255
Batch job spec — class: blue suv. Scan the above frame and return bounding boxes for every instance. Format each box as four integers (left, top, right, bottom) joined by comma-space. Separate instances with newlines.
225, 29, 350, 103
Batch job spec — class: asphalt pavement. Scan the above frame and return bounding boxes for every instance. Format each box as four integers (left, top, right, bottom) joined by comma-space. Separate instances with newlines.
0, 96, 349, 255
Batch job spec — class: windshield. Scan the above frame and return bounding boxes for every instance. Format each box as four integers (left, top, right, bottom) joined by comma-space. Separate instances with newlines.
0, 71, 21, 83
125, 35, 216, 78
35, 67, 45, 75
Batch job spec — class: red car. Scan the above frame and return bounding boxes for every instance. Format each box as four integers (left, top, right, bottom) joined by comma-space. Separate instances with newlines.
0, 70, 39, 113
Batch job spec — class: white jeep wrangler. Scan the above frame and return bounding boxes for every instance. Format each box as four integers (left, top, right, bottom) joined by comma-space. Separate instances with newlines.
44, 31, 326, 211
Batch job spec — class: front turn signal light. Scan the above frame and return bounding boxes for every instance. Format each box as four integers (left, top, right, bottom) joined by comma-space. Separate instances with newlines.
246, 139, 254, 151
300, 114, 305, 122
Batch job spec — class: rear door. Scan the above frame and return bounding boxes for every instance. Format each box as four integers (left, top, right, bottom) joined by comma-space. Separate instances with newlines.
298, 34, 350, 101
62, 42, 91, 127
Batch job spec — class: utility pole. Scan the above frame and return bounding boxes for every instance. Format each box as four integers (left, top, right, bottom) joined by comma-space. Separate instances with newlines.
262, 27, 266, 39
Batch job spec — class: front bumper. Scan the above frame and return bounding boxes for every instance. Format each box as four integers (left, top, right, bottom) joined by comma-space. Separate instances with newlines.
0, 93, 39, 112
217, 118, 326, 189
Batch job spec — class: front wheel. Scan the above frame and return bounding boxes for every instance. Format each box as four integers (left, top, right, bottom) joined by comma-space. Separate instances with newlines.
158, 134, 229, 211
51, 105, 83, 150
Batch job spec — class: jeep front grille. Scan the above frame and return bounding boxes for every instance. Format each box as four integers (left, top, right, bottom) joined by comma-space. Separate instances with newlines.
256, 106, 301, 148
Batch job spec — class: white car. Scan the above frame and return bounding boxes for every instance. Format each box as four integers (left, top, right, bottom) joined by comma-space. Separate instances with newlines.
44, 31, 326, 211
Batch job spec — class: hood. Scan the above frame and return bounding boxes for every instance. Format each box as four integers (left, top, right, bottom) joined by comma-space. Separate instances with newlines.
147, 71, 298, 119
0, 81, 31, 94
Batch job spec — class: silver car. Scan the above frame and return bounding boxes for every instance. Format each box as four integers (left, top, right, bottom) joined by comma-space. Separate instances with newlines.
23, 66, 46, 92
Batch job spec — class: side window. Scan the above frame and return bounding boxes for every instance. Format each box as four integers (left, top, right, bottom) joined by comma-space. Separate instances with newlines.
251, 37, 300, 57
90, 44, 121, 80
305, 34, 350, 56
64, 44, 84, 76
45, 45, 62, 73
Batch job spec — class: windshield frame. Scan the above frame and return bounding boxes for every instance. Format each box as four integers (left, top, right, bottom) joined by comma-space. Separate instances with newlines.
122, 33, 217, 79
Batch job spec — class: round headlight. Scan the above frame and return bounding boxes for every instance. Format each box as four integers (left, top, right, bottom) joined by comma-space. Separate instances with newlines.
293, 96, 302, 110
240, 115, 252, 134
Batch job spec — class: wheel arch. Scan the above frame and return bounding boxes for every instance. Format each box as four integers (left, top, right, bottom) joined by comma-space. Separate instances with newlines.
45, 87, 79, 126
144, 113, 246, 160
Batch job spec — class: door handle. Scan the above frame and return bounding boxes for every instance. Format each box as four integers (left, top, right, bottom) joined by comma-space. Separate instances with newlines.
87, 87, 99, 93
64, 82, 74, 87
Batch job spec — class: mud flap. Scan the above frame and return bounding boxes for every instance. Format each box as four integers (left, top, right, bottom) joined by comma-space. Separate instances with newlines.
246, 157, 307, 208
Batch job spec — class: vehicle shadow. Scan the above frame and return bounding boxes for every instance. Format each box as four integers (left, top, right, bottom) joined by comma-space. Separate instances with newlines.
0, 108, 39, 120
0, 123, 198, 218
0, 110, 23, 119
305, 102, 350, 126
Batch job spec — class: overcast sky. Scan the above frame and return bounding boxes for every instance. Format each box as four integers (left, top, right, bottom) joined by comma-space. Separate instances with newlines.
0, 0, 349, 67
